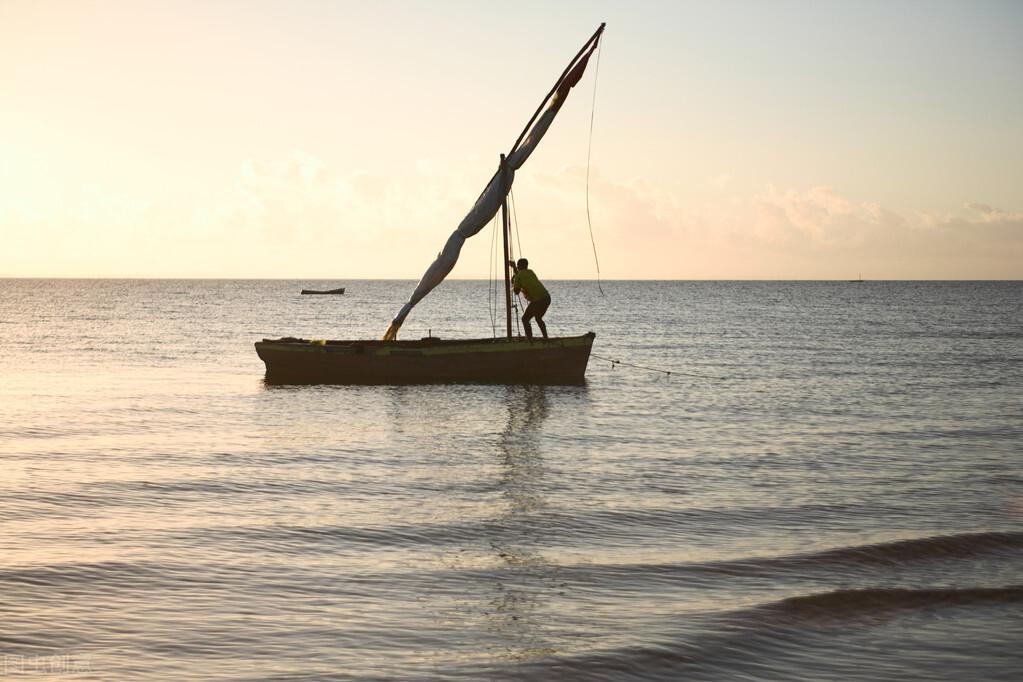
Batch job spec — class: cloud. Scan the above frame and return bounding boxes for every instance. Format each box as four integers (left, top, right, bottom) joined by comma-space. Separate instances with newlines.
738, 187, 1022, 278
512, 173, 1023, 279
3, 151, 1020, 279
710, 173, 733, 190
966, 202, 995, 215
167, 151, 502, 277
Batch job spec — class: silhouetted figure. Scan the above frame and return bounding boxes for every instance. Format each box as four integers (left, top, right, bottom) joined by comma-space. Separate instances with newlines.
509, 258, 551, 340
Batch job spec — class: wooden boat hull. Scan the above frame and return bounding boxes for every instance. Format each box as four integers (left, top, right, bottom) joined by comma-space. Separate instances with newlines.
255, 332, 595, 385
301, 287, 345, 295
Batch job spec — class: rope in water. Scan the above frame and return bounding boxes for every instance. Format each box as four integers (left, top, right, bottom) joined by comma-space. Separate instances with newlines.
590, 352, 729, 380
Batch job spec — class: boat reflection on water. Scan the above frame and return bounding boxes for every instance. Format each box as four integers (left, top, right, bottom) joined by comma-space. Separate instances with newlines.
498, 385, 552, 516
482, 384, 565, 662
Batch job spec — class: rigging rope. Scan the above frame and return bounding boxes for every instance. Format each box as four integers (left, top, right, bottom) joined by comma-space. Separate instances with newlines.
510, 187, 523, 261
488, 213, 500, 336
488, 196, 525, 338
590, 352, 729, 380
508, 188, 524, 336
585, 37, 605, 297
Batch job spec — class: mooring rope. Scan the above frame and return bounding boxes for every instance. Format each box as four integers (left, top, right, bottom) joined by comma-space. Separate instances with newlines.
590, 352, 729, 380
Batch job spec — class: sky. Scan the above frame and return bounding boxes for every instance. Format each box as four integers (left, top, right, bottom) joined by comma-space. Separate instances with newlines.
1, 0, 1021, 279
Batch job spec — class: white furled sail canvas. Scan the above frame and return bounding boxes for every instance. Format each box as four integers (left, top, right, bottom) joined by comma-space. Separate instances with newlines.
382, 24, 604, 341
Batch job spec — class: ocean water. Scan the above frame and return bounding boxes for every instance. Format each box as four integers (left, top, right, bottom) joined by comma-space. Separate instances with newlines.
1, 279, 1021, 681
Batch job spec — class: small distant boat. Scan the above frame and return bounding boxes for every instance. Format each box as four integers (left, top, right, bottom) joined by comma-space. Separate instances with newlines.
849, 274, 864, 283
301, 287, 345, 295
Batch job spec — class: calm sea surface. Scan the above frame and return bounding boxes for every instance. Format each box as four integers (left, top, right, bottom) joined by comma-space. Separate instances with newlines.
1, 279, 1021, 681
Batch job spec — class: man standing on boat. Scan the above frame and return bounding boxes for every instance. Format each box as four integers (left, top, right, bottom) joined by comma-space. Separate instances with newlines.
508, 258, 551, 340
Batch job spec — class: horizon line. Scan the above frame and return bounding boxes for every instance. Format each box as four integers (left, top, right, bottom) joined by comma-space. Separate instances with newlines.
2, 276, 1020, 282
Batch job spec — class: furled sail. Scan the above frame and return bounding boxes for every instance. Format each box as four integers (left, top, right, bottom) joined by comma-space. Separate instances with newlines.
382, 24, 604, 341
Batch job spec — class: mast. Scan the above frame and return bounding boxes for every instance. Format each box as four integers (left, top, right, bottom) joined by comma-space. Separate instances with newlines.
500, 154, 512, 339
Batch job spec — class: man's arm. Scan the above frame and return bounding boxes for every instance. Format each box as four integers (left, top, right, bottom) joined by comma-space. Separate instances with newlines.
507, 261, 521, 294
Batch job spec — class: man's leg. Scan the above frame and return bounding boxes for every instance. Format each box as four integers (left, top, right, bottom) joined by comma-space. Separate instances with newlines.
521, 312, 534, 339
534, 295, 551, 339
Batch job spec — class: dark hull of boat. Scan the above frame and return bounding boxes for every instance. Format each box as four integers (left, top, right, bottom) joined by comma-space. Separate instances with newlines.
301, 288, 345, 295
255, 332, 595, 385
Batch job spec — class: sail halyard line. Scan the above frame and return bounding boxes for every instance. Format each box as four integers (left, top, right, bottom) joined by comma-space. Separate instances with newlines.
509, 23, 606, 156
462, 22, 607, 211
382, 24, 606, 341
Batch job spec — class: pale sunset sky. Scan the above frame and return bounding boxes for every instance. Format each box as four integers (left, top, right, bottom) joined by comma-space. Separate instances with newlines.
2, 0, 1021, 279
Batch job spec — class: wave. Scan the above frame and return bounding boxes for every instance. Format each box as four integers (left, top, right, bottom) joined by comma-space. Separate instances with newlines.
549, 531, 1023, 585
490, 585, 1023, 682
125, 522, 1023, 576
7, 532, 1017, 595
752, 585, 1023, 623
0, 561, 189, 591
718, 530, 1023, 574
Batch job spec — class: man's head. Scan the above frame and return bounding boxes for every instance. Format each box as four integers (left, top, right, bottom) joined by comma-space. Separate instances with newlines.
517, 258, 529, 270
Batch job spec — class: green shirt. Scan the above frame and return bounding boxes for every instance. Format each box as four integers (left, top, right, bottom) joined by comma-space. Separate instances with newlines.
512, 268, 549, 302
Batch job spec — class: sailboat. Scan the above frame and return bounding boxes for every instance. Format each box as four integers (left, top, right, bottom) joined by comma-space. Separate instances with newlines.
255, 24, 605, 385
